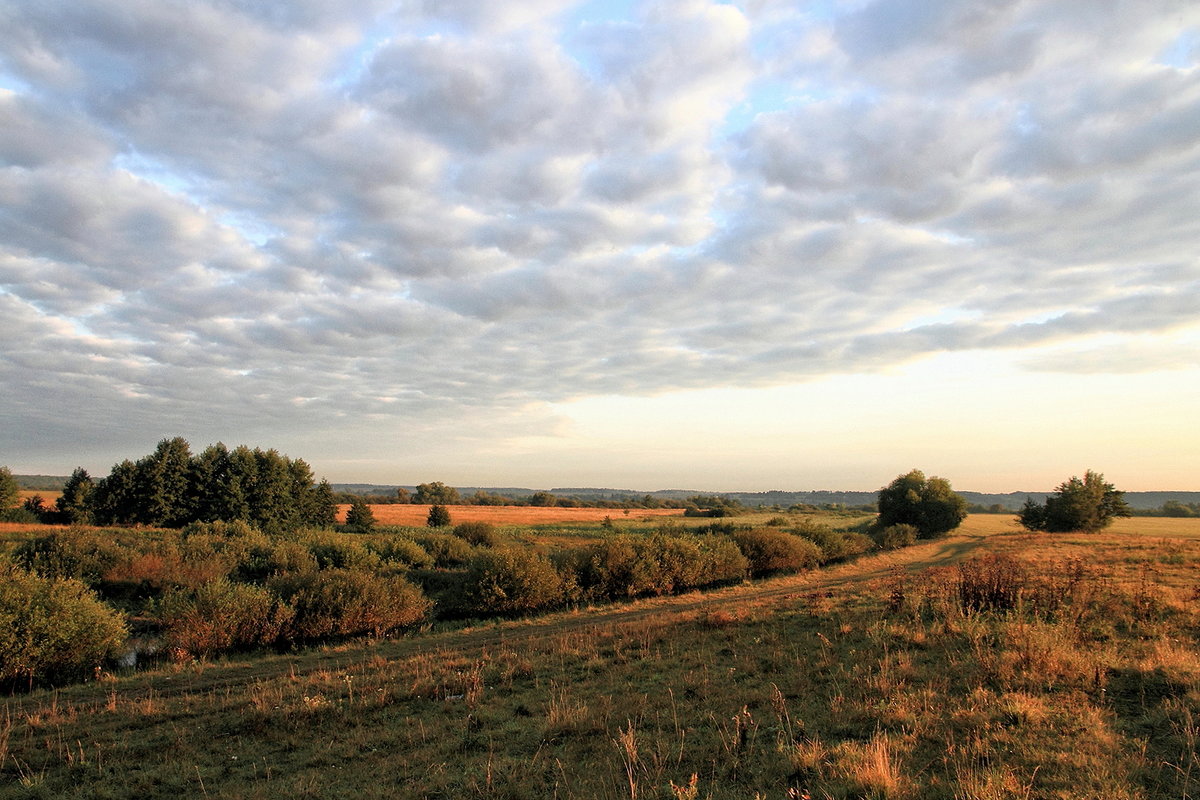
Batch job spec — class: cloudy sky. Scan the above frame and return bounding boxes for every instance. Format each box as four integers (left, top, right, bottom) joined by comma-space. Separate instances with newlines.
2, 0, 1198, 492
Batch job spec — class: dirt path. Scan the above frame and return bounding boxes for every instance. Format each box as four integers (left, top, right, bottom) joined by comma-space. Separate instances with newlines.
5, 522, 1007, 715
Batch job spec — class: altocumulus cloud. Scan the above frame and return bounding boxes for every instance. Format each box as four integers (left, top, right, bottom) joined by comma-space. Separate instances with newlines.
0, 0, 1198, 471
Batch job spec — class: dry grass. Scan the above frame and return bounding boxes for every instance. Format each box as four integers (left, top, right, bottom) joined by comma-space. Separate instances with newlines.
337, 503, 685, 526
2, 516, 1200, 798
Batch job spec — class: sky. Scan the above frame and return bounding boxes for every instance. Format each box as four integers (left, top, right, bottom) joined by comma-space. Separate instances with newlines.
1, 0, 1198, 493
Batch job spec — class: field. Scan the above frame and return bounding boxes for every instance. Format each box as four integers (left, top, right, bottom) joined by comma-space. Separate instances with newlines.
336, 503, 686, 526
3, 513, 1199, 798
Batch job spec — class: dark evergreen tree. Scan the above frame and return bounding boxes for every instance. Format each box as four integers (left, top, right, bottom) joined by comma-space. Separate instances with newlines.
93, 459, 139, 524
345, 497, 376, 532
427, 504, 451, 527
1019, 470, 1131, 533
56, 467, 95, 525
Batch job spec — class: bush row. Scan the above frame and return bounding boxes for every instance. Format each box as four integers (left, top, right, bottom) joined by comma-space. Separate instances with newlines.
4, 518, 891, 683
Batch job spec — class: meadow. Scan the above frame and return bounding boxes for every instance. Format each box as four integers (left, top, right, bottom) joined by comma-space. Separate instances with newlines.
2, 512, 1198, 798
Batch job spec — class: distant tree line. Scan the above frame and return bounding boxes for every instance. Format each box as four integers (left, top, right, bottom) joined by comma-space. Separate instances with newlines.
29, 438, 337, 532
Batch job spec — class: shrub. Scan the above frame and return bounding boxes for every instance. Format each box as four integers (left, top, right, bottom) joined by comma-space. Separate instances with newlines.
12, 530, 125, 586
233, 539, 319, 583
699, 536, 750, 584
0, 565, 128, 687
159, 579, 293, 659
462, 548, 569, 617
414, 532, 476, 568
272, 569, 430, 641
427, 504, 452, 527
368, 537, 434, 569
573, 536, 648, 600
874, 523, 918, 551
733, 529, 822, 577
305, 533, 382, 571
791, 521, 874, 563
453, 521, 501, 547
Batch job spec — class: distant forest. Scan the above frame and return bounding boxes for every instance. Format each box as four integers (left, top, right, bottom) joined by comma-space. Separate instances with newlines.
21, 473, 1199, 516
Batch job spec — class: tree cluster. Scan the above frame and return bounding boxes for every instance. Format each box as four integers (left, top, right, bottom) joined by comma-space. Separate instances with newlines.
1018, 470, 1130, 533
875, 470, 968, 538
72, 438, 338, 531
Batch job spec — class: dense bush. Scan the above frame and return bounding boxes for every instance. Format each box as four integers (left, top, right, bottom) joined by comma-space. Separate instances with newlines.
305, 533, 382, 571
414, 532, 477, 567
12, 530, 126, 585
733, 529, 822, 577
573, 534, 747, 601
159, 579, 293, 659
874, 523, 918, 551
368, 536, 434, 569
876, 469, 968, 538
0, 566, 128, 687
462, 548, 570, 616
272, 569, 430, 641
453, 521, 501, 547
791, 520, 874, 563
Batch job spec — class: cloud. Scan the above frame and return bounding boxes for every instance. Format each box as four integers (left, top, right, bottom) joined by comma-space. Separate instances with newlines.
0, 0, 1198, 477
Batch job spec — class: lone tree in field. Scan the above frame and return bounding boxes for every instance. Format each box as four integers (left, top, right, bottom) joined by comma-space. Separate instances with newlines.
427, 504, 451, 528
1018, 470, 1130, 533
345, 497, 376, 533
876, 469, 968, 538
57, 467, 95, 525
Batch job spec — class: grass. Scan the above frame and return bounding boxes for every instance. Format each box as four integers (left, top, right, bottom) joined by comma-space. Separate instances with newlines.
2, 516, 1199, 798
339, 504, 687, 527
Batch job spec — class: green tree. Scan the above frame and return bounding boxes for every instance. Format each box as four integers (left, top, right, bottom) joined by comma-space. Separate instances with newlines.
415, 481, 460, 505
876, 469, 968, 538
134, 437, 194, 526
1018, 470, 1130, 533
426, 504, 451, 527
56, 467, 95, 525
345, 497, 376, 533
0, 466, 18, 511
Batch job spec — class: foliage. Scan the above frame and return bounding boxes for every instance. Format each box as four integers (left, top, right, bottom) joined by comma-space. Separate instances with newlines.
791, 519, 875, 563
876, 469, 968, 538
12, 530, 126, 586
414, 532, 476, 567
427, 503, 452, 527
367, 537, 434, 569
1018, 470, 1132, 533
873, 523, 918, 550
0, 464, 18, 510
159, 579, 293, 659
462, 548, 569, 616
733, 528, 822, 577
57, 467, 96, 524
345, 497, 377, 532
271, 569, 430, 641
415, 481, 461, 505
0, 565, 128, 687
88, 438, 337, 531
452, 521, 500, 547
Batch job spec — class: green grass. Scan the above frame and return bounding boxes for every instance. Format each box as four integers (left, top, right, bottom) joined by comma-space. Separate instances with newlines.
3, 518, 1199, 798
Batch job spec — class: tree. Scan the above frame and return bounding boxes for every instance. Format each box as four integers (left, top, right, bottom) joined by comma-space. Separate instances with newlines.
0, 466, 18, 511
345, 497, 376, 533
57, 467, 95, 525
876, 469, 967, 538
427, 504, 451, 528
415, 481, 460, 505
1018, 470, 1130, 533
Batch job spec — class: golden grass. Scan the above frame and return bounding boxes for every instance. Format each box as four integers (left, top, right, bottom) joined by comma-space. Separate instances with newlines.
337, 503, 685, 526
